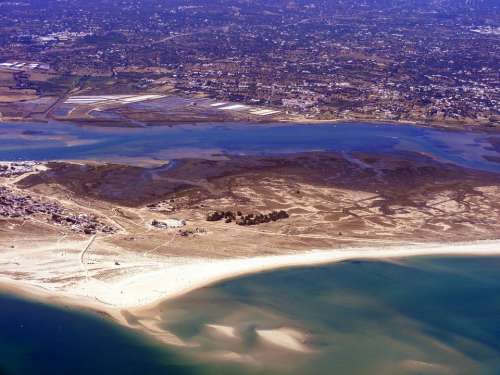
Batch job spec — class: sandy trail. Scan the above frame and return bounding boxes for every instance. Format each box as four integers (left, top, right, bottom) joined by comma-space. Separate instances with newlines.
143, 230, 177, 257
79, 234, 96, 281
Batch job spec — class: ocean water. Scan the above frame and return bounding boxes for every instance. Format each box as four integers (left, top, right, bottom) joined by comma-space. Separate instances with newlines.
0, 121, 498, 172
0, 294, 201, 375
3, 256, 500, 374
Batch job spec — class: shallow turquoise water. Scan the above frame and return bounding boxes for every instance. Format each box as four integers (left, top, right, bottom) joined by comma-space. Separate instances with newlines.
149, 256, 500, 374
2, 256, 500, 374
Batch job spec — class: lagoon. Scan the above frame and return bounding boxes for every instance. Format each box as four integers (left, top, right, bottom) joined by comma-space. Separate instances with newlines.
0, 121, 499, 172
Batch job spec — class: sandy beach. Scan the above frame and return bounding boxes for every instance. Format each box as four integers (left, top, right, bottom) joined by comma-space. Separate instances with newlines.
1, 239, 500, 349
2, 240, 500, 313
98, 240, 500, 310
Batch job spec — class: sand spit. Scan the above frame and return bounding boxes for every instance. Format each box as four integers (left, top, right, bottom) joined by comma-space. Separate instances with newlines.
1, 239, 500, 350
123, 240, 500, 311
1, 240, 500, 314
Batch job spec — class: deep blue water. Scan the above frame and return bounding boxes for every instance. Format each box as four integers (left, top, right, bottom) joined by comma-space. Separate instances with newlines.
0, 121, 499, 172
2, 257, 500, 374
0, 294, 198, 375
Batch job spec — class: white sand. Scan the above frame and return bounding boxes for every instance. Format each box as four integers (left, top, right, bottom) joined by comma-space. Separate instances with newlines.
2, 240, 500, 313
206, 324, 239, 340
256, 327, 310, 352
2, 239, 500, 351
105, 240, 500, 310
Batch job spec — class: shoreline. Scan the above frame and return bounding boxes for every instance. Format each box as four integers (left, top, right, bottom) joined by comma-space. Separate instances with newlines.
2, 239, 500, 348
0, 276, 129, 326
127, 239, 500, 312
2, 240, 500, 319
0, 116, 498, 134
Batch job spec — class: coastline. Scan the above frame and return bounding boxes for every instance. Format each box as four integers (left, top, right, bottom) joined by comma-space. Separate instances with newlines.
0, 276, 129, 326
125, 239, 500, 312
0, 115, 498, 134
2, 240, 500, 322
2, 239, 500, 349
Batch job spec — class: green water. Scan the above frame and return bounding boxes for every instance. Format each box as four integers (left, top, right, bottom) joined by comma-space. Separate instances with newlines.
148, 256, 500, 374
2, 256, 500, 374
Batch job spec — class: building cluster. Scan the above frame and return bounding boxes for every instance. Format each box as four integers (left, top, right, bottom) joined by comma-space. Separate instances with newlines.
147, 200, 176, 213
151, 218, 186, 229
0, 61, 49, 71
0, 0, 497, 124
177, 227, 207, 237
0, 162, 41, 178
0, 186, 114, 234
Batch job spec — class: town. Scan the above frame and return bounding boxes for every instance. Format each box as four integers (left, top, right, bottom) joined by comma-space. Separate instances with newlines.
0, 161, 116, 235
0, 0, 498, 126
